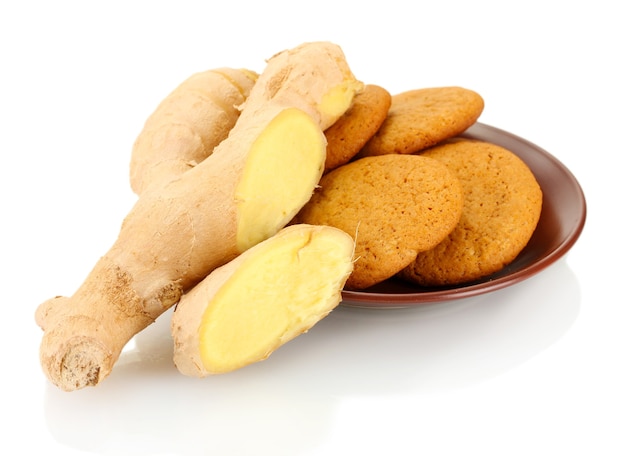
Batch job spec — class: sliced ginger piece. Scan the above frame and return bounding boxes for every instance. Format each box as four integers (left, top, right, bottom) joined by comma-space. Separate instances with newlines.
171, 224, 355, 376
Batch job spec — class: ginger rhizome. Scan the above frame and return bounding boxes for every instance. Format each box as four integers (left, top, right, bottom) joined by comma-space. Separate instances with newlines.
171, 224, 355, 376
130, 68, 258, 194
35, 41, 363, 391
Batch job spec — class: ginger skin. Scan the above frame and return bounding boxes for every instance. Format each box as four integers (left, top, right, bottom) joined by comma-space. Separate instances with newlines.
35, 41, 362, 391
129, 68, 258, 194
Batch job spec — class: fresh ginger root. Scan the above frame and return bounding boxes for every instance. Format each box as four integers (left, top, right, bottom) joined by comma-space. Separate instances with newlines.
171, 224, 355, 376
35, 41, 363, 391
129, 67, 258, 194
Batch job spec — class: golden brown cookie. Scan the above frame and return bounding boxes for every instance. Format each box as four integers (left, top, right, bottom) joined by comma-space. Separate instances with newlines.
295, 154, 464, 290
323, 84, 391, 171
398, 138, 543, 287
358, 87, 484, 157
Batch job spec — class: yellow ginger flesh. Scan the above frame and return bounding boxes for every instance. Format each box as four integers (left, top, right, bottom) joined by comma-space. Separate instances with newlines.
235, 107, 326, 251
173, 225, 354, 375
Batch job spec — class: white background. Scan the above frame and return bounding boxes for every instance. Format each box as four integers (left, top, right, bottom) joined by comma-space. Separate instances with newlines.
1, 1, 623, 455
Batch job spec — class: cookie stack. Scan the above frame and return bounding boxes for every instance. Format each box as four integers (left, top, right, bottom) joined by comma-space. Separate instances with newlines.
294, 85, 543, 290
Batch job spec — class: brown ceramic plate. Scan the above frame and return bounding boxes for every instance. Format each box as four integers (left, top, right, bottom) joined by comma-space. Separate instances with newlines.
340, 122, 586, 309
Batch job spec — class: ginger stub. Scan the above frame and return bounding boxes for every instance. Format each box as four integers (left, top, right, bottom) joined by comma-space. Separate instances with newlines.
171, 224, 355, 377
36, 41, 363, 391
130, 67, 258, 194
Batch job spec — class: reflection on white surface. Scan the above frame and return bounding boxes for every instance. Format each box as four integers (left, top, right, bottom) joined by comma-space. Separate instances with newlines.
43, 259, 580, 455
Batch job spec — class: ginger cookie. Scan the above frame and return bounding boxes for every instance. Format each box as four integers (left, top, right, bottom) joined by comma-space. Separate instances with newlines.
295, 154, 464, 290
323, 84, 391, 171
398, 138, 543, 287
358, 87, 484, 157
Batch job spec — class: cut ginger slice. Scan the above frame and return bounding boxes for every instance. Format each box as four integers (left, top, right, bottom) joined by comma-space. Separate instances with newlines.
171, 224, 355, 376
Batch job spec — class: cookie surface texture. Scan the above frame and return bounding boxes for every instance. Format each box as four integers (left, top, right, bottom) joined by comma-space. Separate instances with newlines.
359, 87, 484, 157
323, 84, 392, 171
295, 154, 464, 290
398, 139, 543, 287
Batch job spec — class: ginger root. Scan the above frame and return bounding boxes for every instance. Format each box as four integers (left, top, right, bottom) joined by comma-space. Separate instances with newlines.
171, 224, 355, 376
129, 67, 258, 194
35, 41, 362, 391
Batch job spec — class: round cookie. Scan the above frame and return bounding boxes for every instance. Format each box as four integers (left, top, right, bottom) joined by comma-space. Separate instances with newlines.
295, 154, 464, 290
323, 84, 391, 172
358, 87, 484, 157
398, 138, 543, 287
